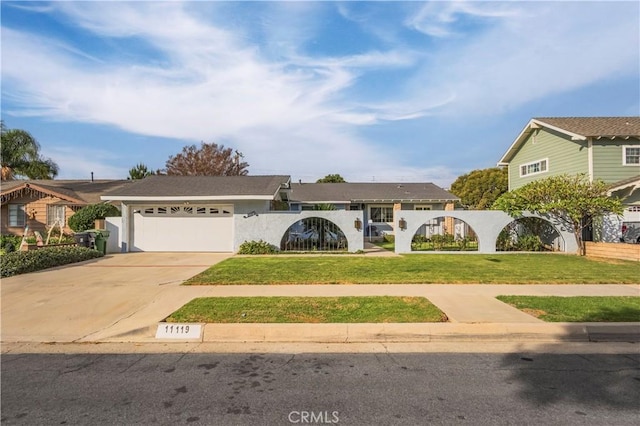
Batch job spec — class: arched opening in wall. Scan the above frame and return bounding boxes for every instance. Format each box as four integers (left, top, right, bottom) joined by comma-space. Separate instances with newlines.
496, 217, 564, 252
411, 216, 478, 252
280, 217, 348, 252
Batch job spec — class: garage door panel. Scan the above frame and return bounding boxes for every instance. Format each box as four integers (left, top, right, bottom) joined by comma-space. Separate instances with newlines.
132, 205, 233, 252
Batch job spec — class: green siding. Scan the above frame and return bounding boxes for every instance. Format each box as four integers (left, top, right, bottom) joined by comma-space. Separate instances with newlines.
509, 128, 588, 189
592, 138, 640, 183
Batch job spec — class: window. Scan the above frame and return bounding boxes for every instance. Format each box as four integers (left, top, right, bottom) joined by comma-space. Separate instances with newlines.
47, 205, 66, 226
415, 205, 432, 211
370, 206, 394, 222
623, 146, 640, 165
8, 204, 26, 227
519, 159, 548, 177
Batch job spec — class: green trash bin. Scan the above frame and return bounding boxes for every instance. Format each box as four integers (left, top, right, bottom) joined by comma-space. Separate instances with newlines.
88, 229, 109, 255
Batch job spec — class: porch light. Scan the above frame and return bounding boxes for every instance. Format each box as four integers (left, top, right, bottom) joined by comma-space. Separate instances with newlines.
399, 218, 407, 230
354, 217, 362, 231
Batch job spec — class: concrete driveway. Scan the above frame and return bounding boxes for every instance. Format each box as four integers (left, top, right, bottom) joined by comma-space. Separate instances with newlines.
1, 253, 231, 343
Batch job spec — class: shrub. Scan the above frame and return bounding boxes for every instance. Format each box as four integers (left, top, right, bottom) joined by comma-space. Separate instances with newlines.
238, 240, 279, 255
515, 234, 545, 252
383, 234, 395, 243
68, 203, 120, 232
0, 235, 22, 253
457, 236, 473, 251
412, 235, 426, 244
1, 246, 103, 278
431, 234, 454, 250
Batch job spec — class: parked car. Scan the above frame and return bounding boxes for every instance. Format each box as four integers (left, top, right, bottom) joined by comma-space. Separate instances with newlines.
620, 222, 640, 244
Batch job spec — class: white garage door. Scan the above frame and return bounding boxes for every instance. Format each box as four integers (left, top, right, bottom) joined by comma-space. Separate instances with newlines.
131, 205, 234, 252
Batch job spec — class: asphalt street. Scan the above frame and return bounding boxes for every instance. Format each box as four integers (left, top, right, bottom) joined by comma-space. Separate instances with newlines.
2, 351, 639, 425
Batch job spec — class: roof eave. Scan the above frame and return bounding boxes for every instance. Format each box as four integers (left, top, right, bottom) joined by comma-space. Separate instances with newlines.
1, 183, 86, 205
498, 118, 588, 165
101, 195, 276, 202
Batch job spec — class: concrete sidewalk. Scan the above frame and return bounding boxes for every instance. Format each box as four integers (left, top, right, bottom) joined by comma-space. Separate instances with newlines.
1, 252, 638, 346
86, 284, 639, 344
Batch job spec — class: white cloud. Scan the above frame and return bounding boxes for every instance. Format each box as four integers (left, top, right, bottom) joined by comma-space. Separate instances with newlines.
42, 146, 128, 180
2, 1, 434, 183
406, 1, 520, 38
1, 1, 637, 187
402, 1, 639, 116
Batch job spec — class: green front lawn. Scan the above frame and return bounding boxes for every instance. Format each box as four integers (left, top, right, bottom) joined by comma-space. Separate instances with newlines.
165, 296, 447, 323
496, 296, 640, 322
184, 254, 640, 285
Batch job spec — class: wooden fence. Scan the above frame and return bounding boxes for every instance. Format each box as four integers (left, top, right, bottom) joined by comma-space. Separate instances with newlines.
584, 242, 640, 262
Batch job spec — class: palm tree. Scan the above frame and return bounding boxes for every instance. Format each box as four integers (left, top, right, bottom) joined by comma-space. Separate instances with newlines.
128, 163, 155, 180
0, 121, 59, 180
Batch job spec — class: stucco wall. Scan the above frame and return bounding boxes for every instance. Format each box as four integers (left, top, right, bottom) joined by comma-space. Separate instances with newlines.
393, 210, 578, 254
105, 217, 122, 253
234, 210, 364, 252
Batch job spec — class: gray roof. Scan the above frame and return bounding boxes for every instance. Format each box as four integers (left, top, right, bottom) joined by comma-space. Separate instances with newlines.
499, 116, 640, 165
1, 179, 131, 204
534, 117, 640, 138
101, 175, 291, 199
289, 182, 458, 203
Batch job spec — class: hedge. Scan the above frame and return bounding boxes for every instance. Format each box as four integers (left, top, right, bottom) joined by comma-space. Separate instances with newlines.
1, 246, 104, 278
68, 203, 121, 232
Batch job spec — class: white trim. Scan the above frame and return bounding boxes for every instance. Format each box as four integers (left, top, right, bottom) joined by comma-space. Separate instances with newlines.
101, 195, 273, 201
587, 138, 593, 182
519, 158, 549, 177
498, 119, 587, 166
368, 204, 394, 223
622, 145, 640, 166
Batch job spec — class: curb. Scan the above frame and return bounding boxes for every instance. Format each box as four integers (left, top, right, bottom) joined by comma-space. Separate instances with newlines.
119, 322, 640, 344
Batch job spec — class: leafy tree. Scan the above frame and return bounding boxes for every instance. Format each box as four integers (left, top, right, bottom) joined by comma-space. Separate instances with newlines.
0, 121, 59, 180
450, 167, 507, 209
163, 142, 248, 176
492, 174, 623, 255
316, 174, 346, 183
128, 163, 155, 180
68, 203, 121, 232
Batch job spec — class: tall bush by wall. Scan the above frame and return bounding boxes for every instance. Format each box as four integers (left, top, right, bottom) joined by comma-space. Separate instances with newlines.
68, 203, 121, 232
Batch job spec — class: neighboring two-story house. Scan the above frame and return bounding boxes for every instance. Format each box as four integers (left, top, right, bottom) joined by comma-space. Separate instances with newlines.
497, 117, 640, 241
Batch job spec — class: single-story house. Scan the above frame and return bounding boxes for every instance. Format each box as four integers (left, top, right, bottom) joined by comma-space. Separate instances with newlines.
100, 175, 459, 253
101, 175, 292, 252
287, 182, 459, 236
0, 179, 130, 236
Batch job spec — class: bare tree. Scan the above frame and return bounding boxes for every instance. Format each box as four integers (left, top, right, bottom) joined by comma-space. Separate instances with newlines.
163, 142, 249, 176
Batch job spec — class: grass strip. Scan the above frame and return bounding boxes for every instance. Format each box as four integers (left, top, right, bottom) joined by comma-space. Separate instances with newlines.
165, 296, 447, 323
184, 254, 640, 285
496, 296, 640, 322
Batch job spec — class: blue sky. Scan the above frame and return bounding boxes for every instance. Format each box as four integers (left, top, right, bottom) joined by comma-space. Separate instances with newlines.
2, 1, 639, 187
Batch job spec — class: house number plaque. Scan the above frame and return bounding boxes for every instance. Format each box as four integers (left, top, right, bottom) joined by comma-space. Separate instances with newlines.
155, 323, 202, 339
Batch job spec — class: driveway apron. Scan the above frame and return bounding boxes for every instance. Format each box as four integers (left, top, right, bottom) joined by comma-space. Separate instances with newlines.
0, 253, 231, 343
